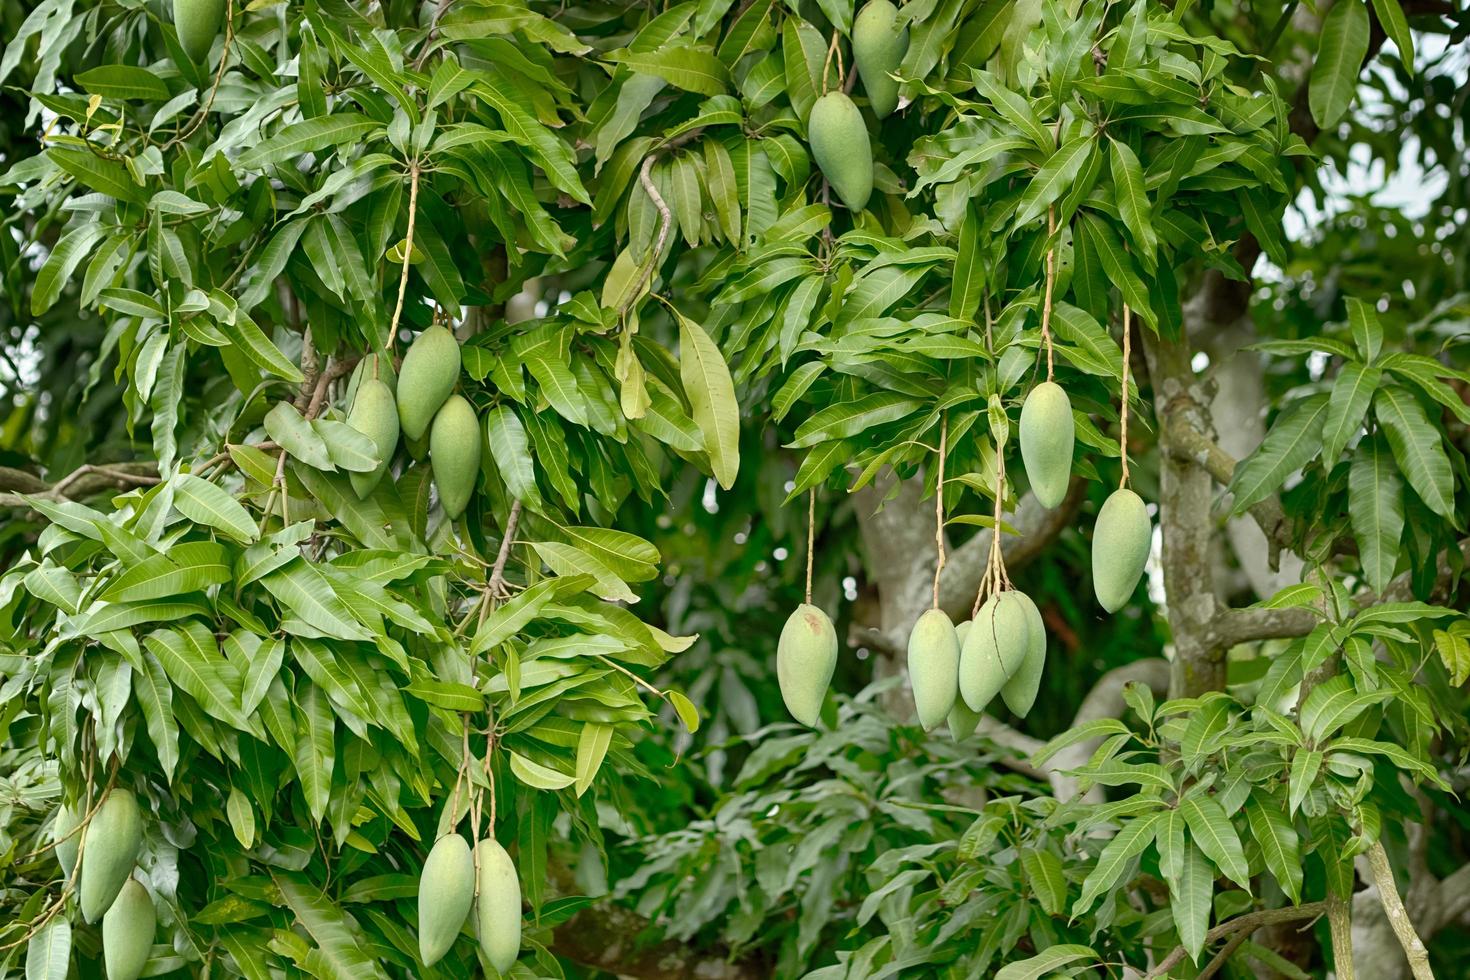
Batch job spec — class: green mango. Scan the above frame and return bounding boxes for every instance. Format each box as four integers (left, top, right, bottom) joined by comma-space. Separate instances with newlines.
1019, 381, 1075, 508
777, 603, 838, 726
946, 620, 981, 739
79, 789, 143, 923
103, 878, 156, 980
475, 839, 522, 974
347, 378, 399, 499
54, 802, 81, 882
999, 590, 1046, 717
958, 593, 1028, 712
418, 834, 474, 967
853, 1, 910, 118
397, 325, 461, 440
1092, 488, 1151, 613
809, 92, 873, 212
173, 0, 225, 66
907, 608, 959, 730
430, 395, 481, 520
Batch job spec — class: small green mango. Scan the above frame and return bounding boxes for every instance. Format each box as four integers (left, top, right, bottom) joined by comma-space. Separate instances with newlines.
418, 834, 474, 967
54, 802, 81, 882
958, 593, 1028, 712
347, 379, 399, 499
999, 591, 1046, 718
173, 0, 225, 66
1092, 488, 1151, 613
853, 1, 910, 119
946, 621, 981, 740
397, 326, 461, 440
430, 395, 481, 520
1019, 381, 1075, 509
777, 603, 838, 727
79, 788, 143, 923
103, 877, 156, 980
808, 92, 873, 212
474, 839, 522, 975
907, 608, 959, 731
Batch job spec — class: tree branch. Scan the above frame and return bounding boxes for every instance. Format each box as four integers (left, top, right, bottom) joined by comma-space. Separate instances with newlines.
0, 461, 160, 509
1147, 903, 1327, 978
1367, 842, 1436, 980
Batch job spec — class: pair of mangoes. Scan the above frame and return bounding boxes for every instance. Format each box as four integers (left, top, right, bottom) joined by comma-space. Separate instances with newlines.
56, 790, 156, 980
1019, 380, 1152, 612
417, 834, 521, 972
347, 326, 482, 520
808, 1, 911, 212
907, 592, 1046, 731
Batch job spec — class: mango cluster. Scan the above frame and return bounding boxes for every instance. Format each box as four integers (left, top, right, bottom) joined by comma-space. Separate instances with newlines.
417, 834, 522, 972
55, 790, 157, 980
347, 326, 482, 521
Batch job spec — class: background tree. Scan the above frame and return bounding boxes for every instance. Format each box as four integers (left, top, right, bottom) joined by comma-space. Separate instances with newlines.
1, 0, 1467, 978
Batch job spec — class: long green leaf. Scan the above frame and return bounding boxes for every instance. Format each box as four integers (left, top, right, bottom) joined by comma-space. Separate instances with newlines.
678, 312, 741, 488
1348, 437, 1404, 594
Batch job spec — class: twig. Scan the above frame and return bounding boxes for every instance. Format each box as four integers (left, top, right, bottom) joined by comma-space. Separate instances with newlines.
931, 415, 947, 610
164, 0, 235, 149
805, 489, 816, 605
1041, 206, 1056, 382
1146, 903, 1327, 978
387, 164, 422, 350
619, 156, 673, 316
1119, 303, 1132, 489
487, 500, 522, 601
1367, 841, 1435, 980
305, 355, 362, 419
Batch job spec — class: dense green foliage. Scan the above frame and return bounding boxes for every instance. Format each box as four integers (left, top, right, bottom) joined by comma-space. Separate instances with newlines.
1, 0, 1467, 977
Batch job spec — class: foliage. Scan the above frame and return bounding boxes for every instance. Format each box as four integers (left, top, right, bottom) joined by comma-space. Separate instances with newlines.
1, 0, 1468, 976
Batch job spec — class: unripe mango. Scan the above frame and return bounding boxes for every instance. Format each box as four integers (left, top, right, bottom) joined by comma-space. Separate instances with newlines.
103, 878, 156, 980
853, 1, 909, 119
347, 351, 398, 403
777, 603, 838, 726
999, 591, 1046, 718
1092, 488, 1151, 613
54, 803, 81, 882
946, 622, 981, 739
397, 326, 461, 440
809, 92, 873, 212
430, 395, 481, 520
959, 593, 1027, 712
907, 609, 959, 730
418, 834, 474, 966
348, 379, 400, 499
474, 839, 521, 974
173, 0, 225, 66
1019, 381, 1074, 509
79, 788, 143, 923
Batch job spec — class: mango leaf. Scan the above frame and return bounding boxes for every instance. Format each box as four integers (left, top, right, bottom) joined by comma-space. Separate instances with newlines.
677, 311, 740, 488
173, 474, 259, 543
509, 750, 576, 790
1374, 385, 1455, 519
1309, 0, 1369, 128
1229, 393, 1329, 514
1348, 438, 1404, 594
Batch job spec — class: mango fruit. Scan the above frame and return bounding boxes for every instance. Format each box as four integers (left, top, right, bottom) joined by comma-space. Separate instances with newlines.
907, 609, 959, 731
853, 1, 909, 119
102, 878, 156, 980
999, 591, 1046, 717
54, 802, 81, 882
173, 0, 225, 66
947, 698, 982, 741
1019, 381, 1074, 508
418, 834, 474, 967
959, 593, 1028, 712
347, 378, 399, 499
79, 788, 143, 923
347, 351, 398, 403
777, 603, 838, 726
809, 92, 873, 212
1092, 488, 1151, 613
475, 839, 521, 975
430, 395, 481, 520
397, 325, 461, 440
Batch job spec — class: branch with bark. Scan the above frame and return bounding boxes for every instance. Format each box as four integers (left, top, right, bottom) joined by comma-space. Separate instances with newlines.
0, 461, 159, 509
